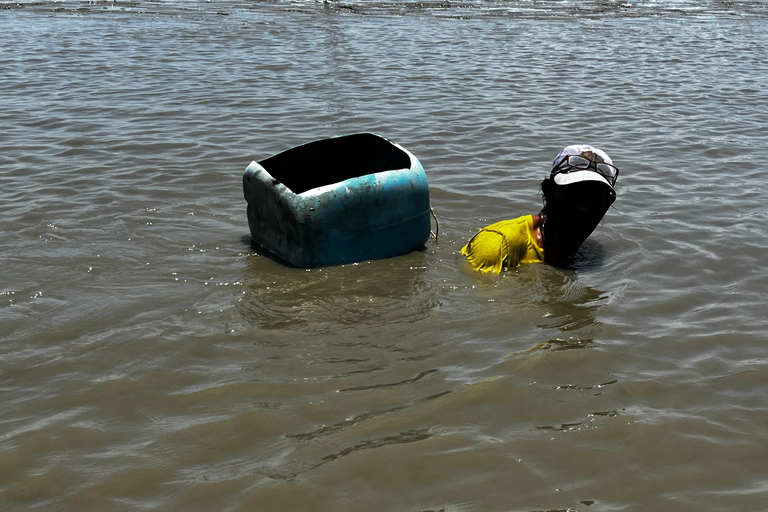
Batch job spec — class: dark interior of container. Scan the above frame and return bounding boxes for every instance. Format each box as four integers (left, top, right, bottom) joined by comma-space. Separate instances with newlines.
259, 133, 412, 194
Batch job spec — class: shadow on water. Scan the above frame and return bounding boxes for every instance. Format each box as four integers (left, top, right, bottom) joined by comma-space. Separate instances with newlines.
236, 236, 440, 333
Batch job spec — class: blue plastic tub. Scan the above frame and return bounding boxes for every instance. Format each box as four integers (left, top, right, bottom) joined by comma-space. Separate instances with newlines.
243, 133, 431, 268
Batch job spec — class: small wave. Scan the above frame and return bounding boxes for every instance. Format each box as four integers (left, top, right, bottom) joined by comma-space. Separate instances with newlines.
4, 0, 767, 19
237, 251, 441, 332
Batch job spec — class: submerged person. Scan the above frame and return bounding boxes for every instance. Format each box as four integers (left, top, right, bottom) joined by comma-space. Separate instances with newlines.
461, 144, 619, 273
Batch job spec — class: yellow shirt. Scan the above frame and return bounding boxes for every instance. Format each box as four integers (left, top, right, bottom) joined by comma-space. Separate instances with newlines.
461, 215, 544, 274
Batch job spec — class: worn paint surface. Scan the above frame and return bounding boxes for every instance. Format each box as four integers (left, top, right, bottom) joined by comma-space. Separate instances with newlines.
243, 136, 431, 267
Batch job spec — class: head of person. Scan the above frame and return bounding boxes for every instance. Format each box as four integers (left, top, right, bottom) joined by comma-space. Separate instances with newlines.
540, 145, 619, 266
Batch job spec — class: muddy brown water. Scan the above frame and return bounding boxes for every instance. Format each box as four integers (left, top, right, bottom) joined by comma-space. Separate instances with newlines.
2, 2, 768, 511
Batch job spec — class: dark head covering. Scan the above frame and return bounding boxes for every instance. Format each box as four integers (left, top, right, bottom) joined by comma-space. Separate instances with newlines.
542, 145, 617, 266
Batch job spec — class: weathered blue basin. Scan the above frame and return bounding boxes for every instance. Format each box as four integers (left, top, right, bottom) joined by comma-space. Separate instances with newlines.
243, 133, 431, 268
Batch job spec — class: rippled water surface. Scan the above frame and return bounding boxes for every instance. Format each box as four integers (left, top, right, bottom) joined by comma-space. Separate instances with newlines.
2, 1, 768, 511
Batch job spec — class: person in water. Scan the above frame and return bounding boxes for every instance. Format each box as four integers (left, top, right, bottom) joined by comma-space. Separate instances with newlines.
461, 144, 619, 273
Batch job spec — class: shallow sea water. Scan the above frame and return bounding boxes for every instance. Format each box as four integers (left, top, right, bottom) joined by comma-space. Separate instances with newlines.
2, 1, 768, 511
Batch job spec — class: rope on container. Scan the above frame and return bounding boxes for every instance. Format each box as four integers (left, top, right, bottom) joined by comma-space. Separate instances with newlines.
430, 205, 439, 243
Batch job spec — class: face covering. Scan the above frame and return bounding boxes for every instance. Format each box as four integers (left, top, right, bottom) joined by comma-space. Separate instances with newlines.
543, 180, 616, 266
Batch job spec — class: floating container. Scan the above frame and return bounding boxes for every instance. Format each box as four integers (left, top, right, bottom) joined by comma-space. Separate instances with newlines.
243, 133, 431, 268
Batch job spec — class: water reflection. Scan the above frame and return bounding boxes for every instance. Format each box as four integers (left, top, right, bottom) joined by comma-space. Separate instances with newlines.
533, 271, 608, 351
478, 260, 609, 353
454, 245, 610, 356
237, 247, 440, 333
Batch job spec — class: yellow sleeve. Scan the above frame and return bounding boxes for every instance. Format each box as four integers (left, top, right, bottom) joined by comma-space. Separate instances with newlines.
461, 217, 532, 274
